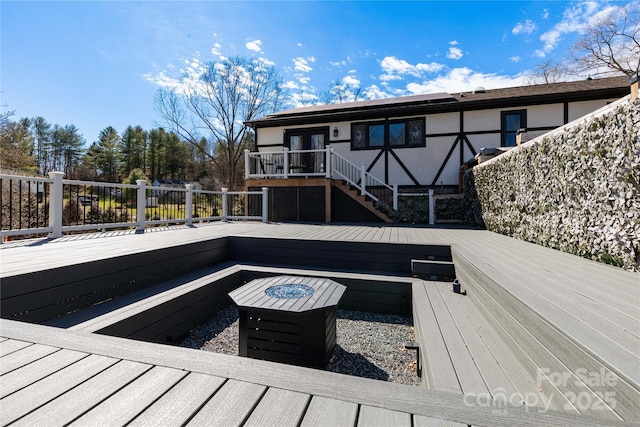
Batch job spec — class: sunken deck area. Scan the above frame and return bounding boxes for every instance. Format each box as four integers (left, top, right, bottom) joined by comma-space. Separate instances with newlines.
1, 222, 639, 426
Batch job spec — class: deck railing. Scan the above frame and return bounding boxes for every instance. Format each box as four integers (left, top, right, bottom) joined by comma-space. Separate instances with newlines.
1, 172, 268, 241
245, 147, 398, 210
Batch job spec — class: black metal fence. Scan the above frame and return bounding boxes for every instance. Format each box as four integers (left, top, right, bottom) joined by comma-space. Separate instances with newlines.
1, 173, 268, 242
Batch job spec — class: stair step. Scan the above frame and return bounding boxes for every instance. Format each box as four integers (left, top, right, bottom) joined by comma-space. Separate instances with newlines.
412, 259, 456, 281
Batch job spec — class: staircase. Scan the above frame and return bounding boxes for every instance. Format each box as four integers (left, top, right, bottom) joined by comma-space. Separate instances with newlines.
331, 180, 393, 223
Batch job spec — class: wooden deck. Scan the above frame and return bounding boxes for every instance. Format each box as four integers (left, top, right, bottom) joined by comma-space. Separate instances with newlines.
1, 222, 639, 426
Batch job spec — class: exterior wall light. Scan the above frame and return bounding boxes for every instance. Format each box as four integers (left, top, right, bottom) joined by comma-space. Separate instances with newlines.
333, 127, 339, 138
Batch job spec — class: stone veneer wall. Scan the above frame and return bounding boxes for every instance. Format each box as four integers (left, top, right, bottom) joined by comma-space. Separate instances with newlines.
464, 96, 639, 271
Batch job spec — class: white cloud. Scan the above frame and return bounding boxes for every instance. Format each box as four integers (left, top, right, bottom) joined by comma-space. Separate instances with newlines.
289, 91, 320, 107
536, 3, 619, 57
449, 40, 459, 46
342, 75, 360, 86
512, 19, 537, 35
283, 80, 299, 90
542, 9, 549, 19
379, 73, 403, 82
402, 67, 524, 95
362, 84, 392, 100
257, 57, 275, 67
509, 56, 521, 63
245, 39, 262, 52
297, 42, 303, 47
379, 56, 444, 80
293, 57, 313, 73
446, 47, 463, 60
211, 42, 222, 57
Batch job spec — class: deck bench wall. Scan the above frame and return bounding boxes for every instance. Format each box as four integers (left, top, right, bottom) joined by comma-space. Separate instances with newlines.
0, 238, 231, 324
451, 246, 639, 422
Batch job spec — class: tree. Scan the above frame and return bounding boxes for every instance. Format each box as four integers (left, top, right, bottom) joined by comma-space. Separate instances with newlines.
570, 4, 640, 77
94, 126, 122, 182
120, 126, 147, 176
0, 119, 36, 172
51, 124, 85, 178
31, 117, 52, 175
320, 78, 363, 104
155, 56, 286, 189
147, 127, 166, 181
526, 60, 567, 84
75, 144, 101, 181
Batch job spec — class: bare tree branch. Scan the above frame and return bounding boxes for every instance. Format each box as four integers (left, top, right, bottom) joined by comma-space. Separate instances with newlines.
570, 5, 640, 77
154, 56, 285, 189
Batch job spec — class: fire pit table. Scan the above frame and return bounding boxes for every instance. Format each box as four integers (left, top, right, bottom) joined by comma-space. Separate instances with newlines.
229, 275, 346, 368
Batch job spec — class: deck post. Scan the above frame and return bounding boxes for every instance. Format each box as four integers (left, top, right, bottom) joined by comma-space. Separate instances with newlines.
185, 184, 193, 226
428, 188, 435, 225
325, 146, 332, 178
360, 164, 366, 196
221, 188, 228, 221
136, 180, 147, 232
283, 148, 289, 179
244, 150, 250, 180
48, 171, 64, 238
393, 184, 398, 210
262, 187, 269, 223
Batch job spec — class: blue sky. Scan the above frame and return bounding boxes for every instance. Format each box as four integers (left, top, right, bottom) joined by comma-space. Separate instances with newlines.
1, 1, 632, 146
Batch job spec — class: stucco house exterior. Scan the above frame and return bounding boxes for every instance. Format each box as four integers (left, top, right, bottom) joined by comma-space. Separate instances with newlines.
245, 76, 629, 222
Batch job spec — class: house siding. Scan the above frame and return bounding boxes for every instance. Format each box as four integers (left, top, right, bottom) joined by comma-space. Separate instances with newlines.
250, 78, 628, 189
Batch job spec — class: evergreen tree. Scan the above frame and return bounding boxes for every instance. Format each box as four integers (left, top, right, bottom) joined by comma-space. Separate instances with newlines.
94, 126, 122, 182
0, 119, 36, 172
31, 117, 52, 175
120, 126, 147, 176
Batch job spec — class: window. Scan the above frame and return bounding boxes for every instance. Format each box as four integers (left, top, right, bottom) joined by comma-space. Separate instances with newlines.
351, 118, 425, 150
501, 110, 527, 147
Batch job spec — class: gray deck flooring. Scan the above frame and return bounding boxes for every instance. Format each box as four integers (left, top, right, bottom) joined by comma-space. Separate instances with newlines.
1, 222, 639, 426
0, 320, 631, 427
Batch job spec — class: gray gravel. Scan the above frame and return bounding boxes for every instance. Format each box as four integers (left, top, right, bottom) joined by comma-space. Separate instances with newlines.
181, 306, 421, 386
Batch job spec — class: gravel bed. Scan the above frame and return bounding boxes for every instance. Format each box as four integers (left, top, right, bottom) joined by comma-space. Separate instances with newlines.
180, 305, 421, 386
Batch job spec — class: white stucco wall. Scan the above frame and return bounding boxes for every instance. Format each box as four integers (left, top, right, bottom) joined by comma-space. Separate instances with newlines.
464, 109, 500, 132
426, 112, 458, 134
526, 104, 564, 128
568, 98, 619, 122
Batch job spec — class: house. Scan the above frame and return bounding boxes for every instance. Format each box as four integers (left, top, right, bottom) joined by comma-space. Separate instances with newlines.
151, 179, 203, 197
245, 76, 629, 222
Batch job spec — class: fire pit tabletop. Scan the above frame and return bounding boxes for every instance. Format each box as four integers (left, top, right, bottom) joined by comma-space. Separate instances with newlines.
229, 275, 346, 313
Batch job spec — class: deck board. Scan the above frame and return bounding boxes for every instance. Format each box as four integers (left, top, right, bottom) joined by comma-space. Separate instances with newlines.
357, 405, 412, 427
243, 388, 310, 427
0, 339, 32, 356
128, 372, 226, 426
9, 360, 152, 426
1, 222, 638, 426
432, 281, 521, 400
0, 349, 88, 398
423, 282, 490, 396
411, 281, 461, 393
0, 342, 59, 374
413, 414, 467, 427
300, 396, 358, 426
69, 366, 189, 426
185, 379, 267, 426
0, 354, 118, 425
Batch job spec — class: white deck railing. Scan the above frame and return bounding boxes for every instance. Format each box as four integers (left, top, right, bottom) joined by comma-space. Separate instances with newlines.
245, 147, 398, 210
1, 172, 269, 241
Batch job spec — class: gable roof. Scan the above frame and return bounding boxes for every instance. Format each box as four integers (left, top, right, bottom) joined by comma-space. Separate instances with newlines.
247, 76, 629, 128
